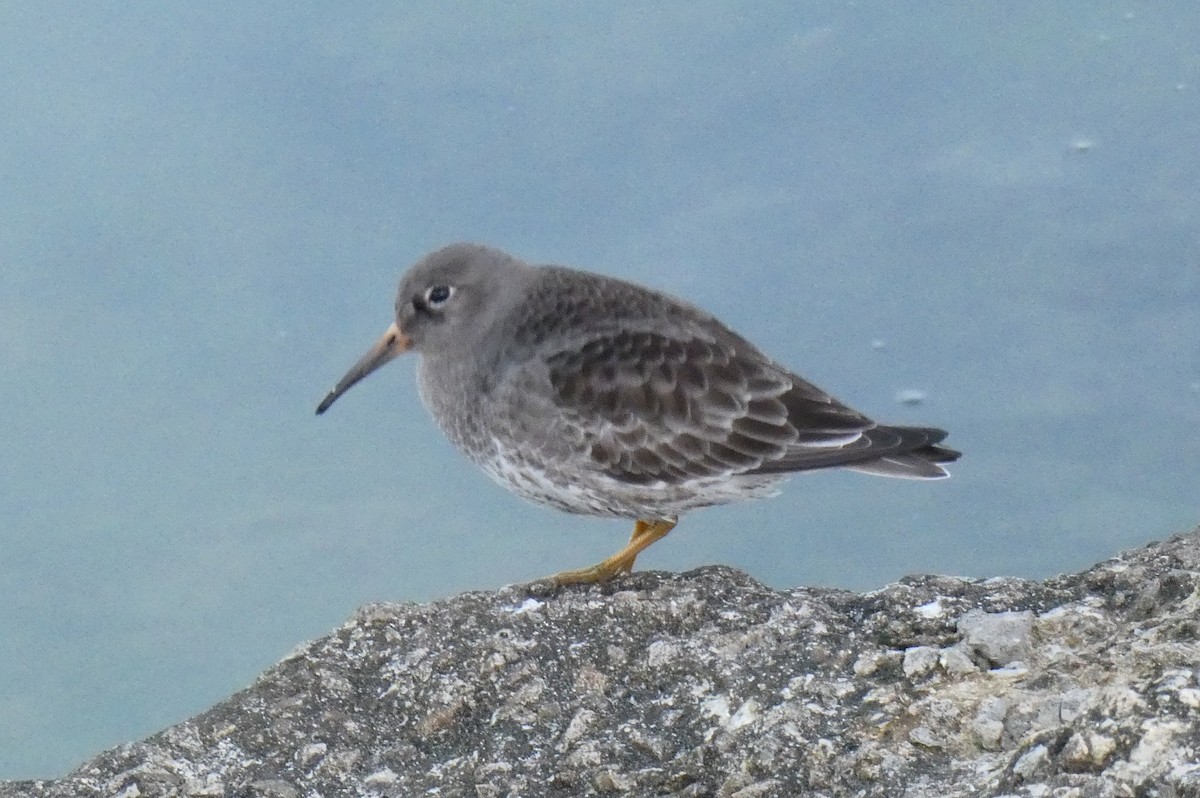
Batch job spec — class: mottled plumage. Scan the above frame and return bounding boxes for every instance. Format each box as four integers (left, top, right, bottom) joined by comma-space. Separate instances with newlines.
317, 243, 959, 584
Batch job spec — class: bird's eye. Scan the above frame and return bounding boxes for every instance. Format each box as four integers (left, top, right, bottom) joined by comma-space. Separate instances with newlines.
424, 285, 454, 309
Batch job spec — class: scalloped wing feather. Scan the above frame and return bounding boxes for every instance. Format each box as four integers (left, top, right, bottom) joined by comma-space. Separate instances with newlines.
532, 329, 910, 486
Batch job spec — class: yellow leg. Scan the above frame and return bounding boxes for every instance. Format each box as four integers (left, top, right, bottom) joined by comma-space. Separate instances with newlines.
550, 518, 678, 586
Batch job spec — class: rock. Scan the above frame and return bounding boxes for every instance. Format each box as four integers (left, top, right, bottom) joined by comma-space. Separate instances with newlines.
1011, 743, 1050, 781
4, 529, 1200, 798
902, 645, 941, 679
971, 697, 1009, 750
958, 608, 1033, 667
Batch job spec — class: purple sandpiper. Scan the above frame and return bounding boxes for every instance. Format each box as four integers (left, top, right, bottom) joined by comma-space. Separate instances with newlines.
317, 243, 959, 585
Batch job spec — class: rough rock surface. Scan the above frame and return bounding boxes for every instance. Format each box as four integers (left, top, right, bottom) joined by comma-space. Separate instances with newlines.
6, 530, 1200, 798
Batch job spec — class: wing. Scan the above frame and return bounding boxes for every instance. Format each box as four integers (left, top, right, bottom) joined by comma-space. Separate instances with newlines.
530, 328, 888, 486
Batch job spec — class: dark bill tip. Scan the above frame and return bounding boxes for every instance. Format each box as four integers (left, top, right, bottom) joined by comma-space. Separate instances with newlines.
314, 321, 410, 418
315, 391, 339, 415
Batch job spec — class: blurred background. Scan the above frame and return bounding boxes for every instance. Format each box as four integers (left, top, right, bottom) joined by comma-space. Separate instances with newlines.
2, 1, 1197, 779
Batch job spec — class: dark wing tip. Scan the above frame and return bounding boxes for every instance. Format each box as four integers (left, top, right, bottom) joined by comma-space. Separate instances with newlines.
902, 426, 960, 463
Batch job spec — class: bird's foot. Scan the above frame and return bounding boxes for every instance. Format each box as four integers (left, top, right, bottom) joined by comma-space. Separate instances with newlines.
547, 518, 677, 586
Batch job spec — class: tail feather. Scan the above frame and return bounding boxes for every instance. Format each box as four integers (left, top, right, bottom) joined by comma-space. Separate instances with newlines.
747, 423, 960, 478
846, 425, 960, 479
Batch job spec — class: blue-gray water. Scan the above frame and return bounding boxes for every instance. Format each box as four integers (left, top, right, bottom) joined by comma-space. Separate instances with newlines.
3, 3, 1198, 779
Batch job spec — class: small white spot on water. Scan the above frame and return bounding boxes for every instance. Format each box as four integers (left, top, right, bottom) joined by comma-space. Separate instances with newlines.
895, 388, 926, 406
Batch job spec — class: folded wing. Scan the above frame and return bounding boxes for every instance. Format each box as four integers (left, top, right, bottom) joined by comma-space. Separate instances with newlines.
529, 328, 955, 485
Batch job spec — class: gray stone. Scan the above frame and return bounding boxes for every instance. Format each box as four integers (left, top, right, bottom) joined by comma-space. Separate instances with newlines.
4, 529, 1200, 798
971, 697, 1009, 750
902, 645, 942, 679
958, 608, 1034, 667
1011, 744, 1049, 781
939, 643, 979, 675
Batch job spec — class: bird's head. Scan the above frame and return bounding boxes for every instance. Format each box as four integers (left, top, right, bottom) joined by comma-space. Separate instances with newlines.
316, 243, 529, 414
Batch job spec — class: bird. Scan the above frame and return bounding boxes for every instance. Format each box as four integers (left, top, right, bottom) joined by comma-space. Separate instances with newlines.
316, 243, 959, 586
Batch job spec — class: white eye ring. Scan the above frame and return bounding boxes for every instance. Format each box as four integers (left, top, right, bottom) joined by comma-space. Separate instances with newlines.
424, 285, 455, 309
